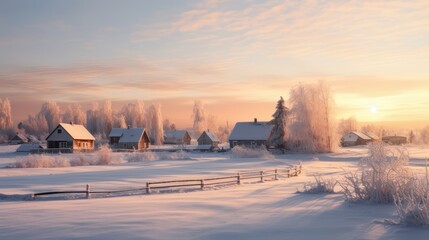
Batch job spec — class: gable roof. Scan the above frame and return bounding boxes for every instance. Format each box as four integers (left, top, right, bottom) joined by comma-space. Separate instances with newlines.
363, 132, 379, 140
200, 130, 220, 142
109, 128, 147, 143
12, 134, 28, 142
351, 131, 372, 140
46, 123, 95, 141
229, 121, 274, 141
164, 130, 189, 140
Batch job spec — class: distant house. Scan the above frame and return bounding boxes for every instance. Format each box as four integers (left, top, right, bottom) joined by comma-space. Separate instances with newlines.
363, 132, 379, 141
109, 127, 150, 150
9, 134, 28, 144
341, 131, 374, 147
46, 123, 95, 152
164, 130, 191, 145
197, 130, 220, 151
382, 136, 407, 145
229, 118, 274, 148
16, 143, 45, 153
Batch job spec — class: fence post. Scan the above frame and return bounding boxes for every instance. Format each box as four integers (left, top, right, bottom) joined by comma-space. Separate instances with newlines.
86, 184, 91, 199
260, 171, 264, 182
286, 169, 290, 178
146, 182, 151, 194
201, 179, 205, 190
237, 173, 241, 185
275, 168, 278, 180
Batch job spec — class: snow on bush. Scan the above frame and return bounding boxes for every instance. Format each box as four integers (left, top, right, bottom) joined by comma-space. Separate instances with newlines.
299, 175, 338, 194
231, 145, 274, 160
95, 145, 121, 165
394, 163, 429, 226
14, 154, 70, 168
127, 150, 191, 162
339, 142, 411, 203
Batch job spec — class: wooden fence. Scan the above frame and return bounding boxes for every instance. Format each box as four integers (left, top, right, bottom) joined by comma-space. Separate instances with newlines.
32, 163, 302, 200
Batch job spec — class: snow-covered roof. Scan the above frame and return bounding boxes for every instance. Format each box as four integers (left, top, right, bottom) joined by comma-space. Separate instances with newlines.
164, 130, 189, 140
48, 123, 95, 140
351, 131, 372, 140
203, 130, 220, 142
16, 143, 44, 152
229, 122, 274, 141
363, 132, 379, 140
109, 128, 147, 143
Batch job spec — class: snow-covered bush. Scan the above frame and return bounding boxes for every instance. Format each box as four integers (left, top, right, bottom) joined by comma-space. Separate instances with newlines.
127, 151, 160, 162
69, 154, 97, 166
299, 175, 338, 194
127, 150, 191, 162
14, 154, 70, 168
95, 145, 121, 165
339, 142, 411, 203
231, 145, 274, 160
394, 163, 429, 226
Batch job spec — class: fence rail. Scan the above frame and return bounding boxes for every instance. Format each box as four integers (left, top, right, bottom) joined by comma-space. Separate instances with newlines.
32, 163, 302, 200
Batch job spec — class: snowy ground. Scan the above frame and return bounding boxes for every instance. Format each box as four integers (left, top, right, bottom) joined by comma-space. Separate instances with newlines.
0, 144, 429, 240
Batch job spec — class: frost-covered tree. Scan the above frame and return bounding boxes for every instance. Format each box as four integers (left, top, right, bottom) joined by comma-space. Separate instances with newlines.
40, 101, 61, 132
163, 119, 177, 131
217, 121, 230, 143
121, 100, 145, 128
86, 102, 100, 134
113, 114, 127, 128
338, 117, 358, 136
409, 130, 415, 144
99, 100, 113, 138
192, 100, 206, 138
287, 81, 337, 152
63, 104, 86, 125
420, 126, 429, 144
270, 96, 289, 149
0, 98, 13, 129
19, 113, 49, 136
146, 103, 164, 145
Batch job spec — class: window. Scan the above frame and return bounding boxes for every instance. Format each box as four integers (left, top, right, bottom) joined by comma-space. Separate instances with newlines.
59, 142, 67, 148
233, 141, 238, 147
57, 129, 62, 134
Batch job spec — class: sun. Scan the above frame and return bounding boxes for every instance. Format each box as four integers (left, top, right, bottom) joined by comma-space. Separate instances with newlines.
370, 106, 378, 113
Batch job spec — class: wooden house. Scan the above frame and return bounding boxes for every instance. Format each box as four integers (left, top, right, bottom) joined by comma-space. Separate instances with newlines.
109, 127, 150, 150
164, 130, 192, 145
9, 134, 28, 144
382, 136, 407, 145
197, 130, 220, 151
46, 123, 95, 152
228, 119, 274, 148
341, 131, 374, 147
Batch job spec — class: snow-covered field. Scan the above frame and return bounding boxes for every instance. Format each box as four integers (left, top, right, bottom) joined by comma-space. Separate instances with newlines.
1, 144, 429, 240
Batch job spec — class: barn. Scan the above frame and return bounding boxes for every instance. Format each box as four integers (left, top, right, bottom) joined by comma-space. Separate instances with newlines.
341, 131, 374, 147
229, 119, 274, 148
109, 127, 150, 150
46, 123, 95, 153
164, 130, 191, 145
197, 130, 220, 151
382, 135, 407, 145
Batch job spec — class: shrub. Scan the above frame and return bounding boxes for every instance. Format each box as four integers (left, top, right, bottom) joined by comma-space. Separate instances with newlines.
299, 175, 338, 194
14, 154, 70, 168
231, 145, 274, 160
339, 142, 412, 203
127, 150, 191, 162
95, 145, 121, 165
394, 162, 429, 226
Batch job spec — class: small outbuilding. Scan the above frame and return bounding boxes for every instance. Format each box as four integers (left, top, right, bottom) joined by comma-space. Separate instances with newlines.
109, 127, 150, 150
164, 130, 192, 145
46, 123, 95, 153
341, 131, 374, 147
9, 134, 28, 144
229, 119, 274, 148
197, 130, 220, 151
382, 136, 407, 145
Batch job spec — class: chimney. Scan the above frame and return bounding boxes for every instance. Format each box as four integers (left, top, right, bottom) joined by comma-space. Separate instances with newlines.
254, 118, 257, 123
70, 121, 73, 125
127, 125, 130, 130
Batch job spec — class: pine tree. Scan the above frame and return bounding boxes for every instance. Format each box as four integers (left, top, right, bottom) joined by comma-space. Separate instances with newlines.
270, 96, 289, 149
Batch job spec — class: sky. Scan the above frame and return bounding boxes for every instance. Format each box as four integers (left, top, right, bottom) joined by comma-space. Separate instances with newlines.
1, 0, 429, 129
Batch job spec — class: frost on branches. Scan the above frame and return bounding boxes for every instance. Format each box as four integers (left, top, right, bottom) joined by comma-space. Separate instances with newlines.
287, 81, 337, 153
270, 96, 289, 149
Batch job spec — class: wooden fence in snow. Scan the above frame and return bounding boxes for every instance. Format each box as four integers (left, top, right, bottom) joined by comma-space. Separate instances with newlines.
32, 163, 302, 200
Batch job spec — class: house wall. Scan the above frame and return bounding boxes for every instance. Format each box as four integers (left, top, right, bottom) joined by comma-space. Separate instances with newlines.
183, 133, 191, 145
46, 126, 74, 142
73, 140, 94, 152
198, 132, 219, 147
229, 140, 268, 148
